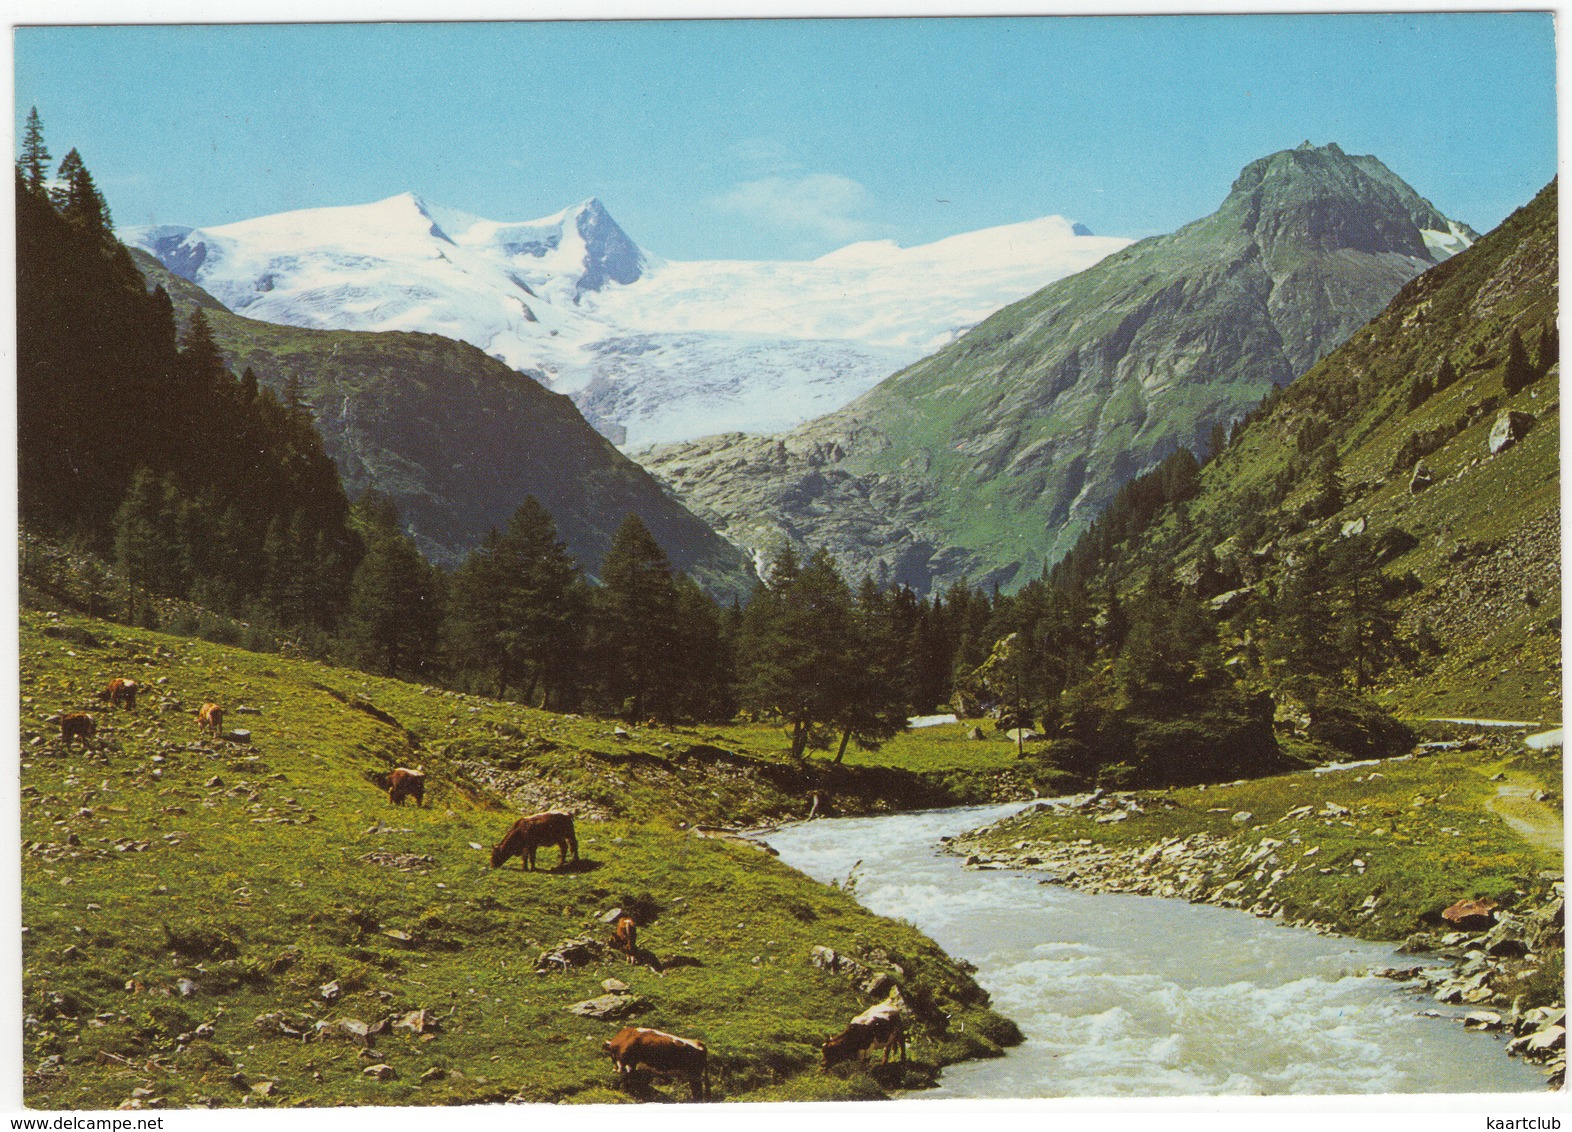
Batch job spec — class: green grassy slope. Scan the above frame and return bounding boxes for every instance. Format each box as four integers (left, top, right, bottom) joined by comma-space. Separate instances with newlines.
21, 611, 1029, 1109
960, 740, 1561, 944
1138, 179, 1559, 722
129, 250, 757, 602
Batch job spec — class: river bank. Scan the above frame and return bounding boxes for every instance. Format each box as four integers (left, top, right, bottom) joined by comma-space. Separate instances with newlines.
766, 803, 1549, 1096
945, 743, 1565, 1089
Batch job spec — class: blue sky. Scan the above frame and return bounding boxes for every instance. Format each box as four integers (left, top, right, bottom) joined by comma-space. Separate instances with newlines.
13, 13, 1558, 260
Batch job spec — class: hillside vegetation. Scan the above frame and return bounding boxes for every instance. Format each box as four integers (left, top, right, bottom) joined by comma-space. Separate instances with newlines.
1084, 179, 1559, 723
130, 250, 758, 601
640, 143, 1477, 594
19, 609, 1040, 1109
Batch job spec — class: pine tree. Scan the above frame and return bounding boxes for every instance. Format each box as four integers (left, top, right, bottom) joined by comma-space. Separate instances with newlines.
597, 514, 681, 720
737, 548, 858, 758
18, 107, 50, 195
181, 309, 226, 375
449, 527, 516, 696
1536, 320, 1559, 376
829, 580, 909, 761
346, 499, 441, 677
1503, 327, 1534, 394
49, 149, 82, 213
498, 497, 582, 707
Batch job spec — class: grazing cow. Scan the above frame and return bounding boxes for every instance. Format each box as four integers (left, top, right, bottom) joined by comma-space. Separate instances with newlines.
610, 915, 638, 963
100, 678, 138, 711
603, 1026, 708, 1101
60, 713, 96, 746
822, 1001, 906, 1069
387, 767, 426, 807
490, 811, 578, 871
196, 703, 224, 739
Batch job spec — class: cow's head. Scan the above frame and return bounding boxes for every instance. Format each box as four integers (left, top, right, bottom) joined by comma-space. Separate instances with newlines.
489, 841, 507, 869
820, 1035, 854, 1069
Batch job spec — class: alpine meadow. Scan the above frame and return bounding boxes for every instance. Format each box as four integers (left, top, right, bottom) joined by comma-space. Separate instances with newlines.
11, 13, 1564, 1117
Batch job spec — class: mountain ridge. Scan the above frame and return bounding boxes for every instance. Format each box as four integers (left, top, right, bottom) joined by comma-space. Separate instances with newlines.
122, 196, 1130, 447
638, 143, 1479, 595
129, 248, 760, 602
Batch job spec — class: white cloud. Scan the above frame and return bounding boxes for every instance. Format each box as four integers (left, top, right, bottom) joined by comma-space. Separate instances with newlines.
709, 172, 875, 245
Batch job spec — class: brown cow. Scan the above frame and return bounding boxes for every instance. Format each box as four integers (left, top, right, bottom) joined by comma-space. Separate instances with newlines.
489, 811, 578, 871
59, 713, 96, 746
822, 1001, 906, 1069
610, 915, 638, 964
603, 1026, 708, 1100
100, 678, 138, 711
387, 767, 426, 807
196, 703, 224, 739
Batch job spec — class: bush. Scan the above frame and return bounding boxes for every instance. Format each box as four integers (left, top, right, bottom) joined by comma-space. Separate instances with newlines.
1299, 682, 1416, 760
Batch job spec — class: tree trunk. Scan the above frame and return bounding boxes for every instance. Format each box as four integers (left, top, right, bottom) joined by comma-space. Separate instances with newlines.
790, 720, 809, 760
835, 727, 852, 764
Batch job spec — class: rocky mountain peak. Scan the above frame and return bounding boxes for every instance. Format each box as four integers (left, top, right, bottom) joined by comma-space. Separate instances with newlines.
570, 197, 646, 297
1223, 143, 1471, 261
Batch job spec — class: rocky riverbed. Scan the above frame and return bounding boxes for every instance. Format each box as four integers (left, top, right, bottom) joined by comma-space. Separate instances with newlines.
947, 787, 1566, 1089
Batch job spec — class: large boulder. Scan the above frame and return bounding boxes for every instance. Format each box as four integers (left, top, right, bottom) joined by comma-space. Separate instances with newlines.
1409, 461, 1435, 494
1442, 897, 1498, 931
1489, 410, 1535, 454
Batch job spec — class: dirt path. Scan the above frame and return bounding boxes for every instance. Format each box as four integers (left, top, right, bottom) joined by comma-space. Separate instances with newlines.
1487, 771, 1564, 856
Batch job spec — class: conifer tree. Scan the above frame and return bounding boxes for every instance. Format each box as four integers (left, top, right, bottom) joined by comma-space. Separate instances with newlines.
48, 149, 81, 213
498, 497, 582, 707
1503, 327, 1534, 393
829, 580, 909, 761
597, 514, 681, 720
1536, 321, 1559, 376
449, 527, 515, 696
18, 107, 50, 195
346, 497, 441, 677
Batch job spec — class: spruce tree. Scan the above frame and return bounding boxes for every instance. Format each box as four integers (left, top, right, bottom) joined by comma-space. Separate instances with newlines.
1503, 327, 1534, 394
1536, 321, 1559, 376
830, 580, 908, 761
346, 500, 441, 677
449, 528, 515, 696
18, 107, 50, 195
498, 497, 582, 707
597, 514, 680, 720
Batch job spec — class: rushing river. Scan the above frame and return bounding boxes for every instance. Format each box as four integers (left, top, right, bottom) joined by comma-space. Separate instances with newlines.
763, 802, 1545, 1097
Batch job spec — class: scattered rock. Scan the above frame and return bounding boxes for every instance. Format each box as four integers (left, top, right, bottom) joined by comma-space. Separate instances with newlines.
317, 1018, 370, 1045
1463, 1011, 1504, 1031
1410, 461, 1435, 494
362, 1064, 396, 1081
1231, 811, 1254, 826
536, 937, 604, 972
320, 981, 341, 1001
566, 993, 647, 1020
601, 978, 630, 994
393, 1010, 437, 1035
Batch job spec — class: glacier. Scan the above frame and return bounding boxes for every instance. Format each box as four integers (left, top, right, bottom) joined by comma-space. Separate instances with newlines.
124, 193, 1131, 448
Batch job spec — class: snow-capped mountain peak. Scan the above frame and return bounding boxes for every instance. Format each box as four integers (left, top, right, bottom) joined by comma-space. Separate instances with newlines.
123, 193, 1130, 447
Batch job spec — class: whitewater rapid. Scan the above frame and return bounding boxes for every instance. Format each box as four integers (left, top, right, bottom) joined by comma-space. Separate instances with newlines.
764, 802, 1545, 1097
